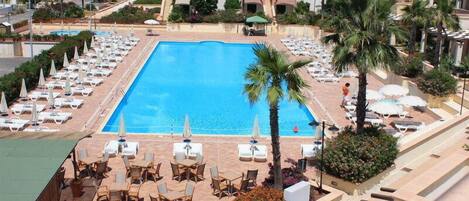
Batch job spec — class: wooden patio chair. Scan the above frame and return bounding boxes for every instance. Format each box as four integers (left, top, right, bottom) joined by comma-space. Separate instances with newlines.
246, 169, 258, 187
170, 162, 183, 182
129, 166, 143, 184
93, 161, 109, 179
146, 162, 162, 182
157, 182, 169, 201
96, 185, 110, 201
182, 181, 196, 201
190, 163, 205, 182
211, 178, 229, 199
127, 184, 141, 201
233, 176, 250, 196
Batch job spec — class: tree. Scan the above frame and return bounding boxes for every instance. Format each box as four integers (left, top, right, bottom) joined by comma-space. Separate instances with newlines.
191, 0, 218, 15
224, 0, 240, 10
244, 44, 309, 189
322, 0, 404, 134
431, 0, 460, 67
401, 0, 432, 56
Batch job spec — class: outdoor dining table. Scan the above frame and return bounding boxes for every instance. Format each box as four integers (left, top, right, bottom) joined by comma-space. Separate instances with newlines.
131, 159, 152, 168
177, 159, 198, 181
220, 171, 243, 196
159, 191, 186, 201
109, 181, 130, 199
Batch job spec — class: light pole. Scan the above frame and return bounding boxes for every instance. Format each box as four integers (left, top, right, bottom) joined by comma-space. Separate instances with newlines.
28, 0, 33, 58
461, 71, 467, 115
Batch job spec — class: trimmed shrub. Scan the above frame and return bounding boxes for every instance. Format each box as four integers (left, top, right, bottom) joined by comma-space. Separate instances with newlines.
262, 159, 308, 189
134, 0, 162, 4
417, 68, 458, 97
234, 187, 283, 201
321, 127, 398, 183
0, 31, 92, 104
101, 6, 159, 24
190, 0, 218, 16
33, 2, 84, 21
394, 55, 424, 78
224, 0, 241, 10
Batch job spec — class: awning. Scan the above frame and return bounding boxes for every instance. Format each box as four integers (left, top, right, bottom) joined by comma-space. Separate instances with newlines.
175, 0, 190, 5
246, 16, 269, 23
244, 0, 263, 5
0, 132, 91, 201
275, 0, 297, 6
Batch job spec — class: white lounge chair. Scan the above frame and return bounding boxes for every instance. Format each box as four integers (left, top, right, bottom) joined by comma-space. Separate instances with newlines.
88, 69, 112, 77
301, 144, 321, 159
122, 142, 139, 158
11, 103, 46, 115
70, 87, 93, 96
188, 143, 203, 158
53, 72, 78, 80
103, 140, 119, 157
173, 143, 186, 156
45, 80, 75, 89
253, 145, 267, 162
238, 144, 253, 161
392, 120, 425, 133
0, 118, 29, 132
82, 77, 103, 87
54, 98, 84, 109
29, 91, 60, 101
38, 111, 72, 124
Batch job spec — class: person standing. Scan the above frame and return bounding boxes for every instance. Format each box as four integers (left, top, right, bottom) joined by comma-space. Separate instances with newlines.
341, 83, 350, 106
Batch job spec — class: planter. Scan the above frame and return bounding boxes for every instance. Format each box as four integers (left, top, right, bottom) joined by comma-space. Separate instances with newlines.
427, 95, 449, 108
70, 179, 83, 197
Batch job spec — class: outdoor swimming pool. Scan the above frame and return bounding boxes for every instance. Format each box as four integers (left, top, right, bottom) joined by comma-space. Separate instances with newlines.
50, 30, 111, 36
102, 41, 316, 136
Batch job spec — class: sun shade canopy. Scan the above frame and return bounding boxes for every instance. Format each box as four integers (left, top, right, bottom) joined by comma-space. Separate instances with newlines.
246, 16, 268, 23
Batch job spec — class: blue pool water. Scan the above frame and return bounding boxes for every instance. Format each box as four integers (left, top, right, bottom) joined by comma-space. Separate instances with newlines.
103, 41, 316, 136
50, 30, 111, 36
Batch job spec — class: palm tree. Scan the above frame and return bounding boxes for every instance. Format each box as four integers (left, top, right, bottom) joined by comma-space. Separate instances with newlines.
432, 0, 460, 67
322, 0, 404, 134
244, 43, 309, 189
401, 0, 432, 56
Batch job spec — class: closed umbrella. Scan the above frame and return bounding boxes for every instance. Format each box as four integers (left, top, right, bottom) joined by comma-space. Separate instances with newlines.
78, 67, 85, 85
83, 41, 88, 54
0, 92, 8, 115
369, 100, 403, 116
379, 84, 409, 96
118, 114, 126, 141
20, 79, 27, 100
398, 96, 427, 107
64, 77, 71, 96
130, 24, 134, 36
31, 101, 38, 126
38, 68, 46, 89
74, 46, 79, 60
144, 19, 160, 25
91, 37, 95, 48
60, 20, 64, 31
251, 115, 260, 143
63, 53, 69, 67
47, 87, 54, 109
50, 60, 57, 76
183, 115, 192, 140
366, 89, 385, 100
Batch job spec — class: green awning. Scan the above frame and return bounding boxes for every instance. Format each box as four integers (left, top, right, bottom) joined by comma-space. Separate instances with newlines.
0, 138, 78, 201
246, 16, 268, 23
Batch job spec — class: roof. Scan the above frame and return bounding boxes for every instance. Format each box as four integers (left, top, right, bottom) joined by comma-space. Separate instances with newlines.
0, 132, 91, 201
246, 16, 269, 23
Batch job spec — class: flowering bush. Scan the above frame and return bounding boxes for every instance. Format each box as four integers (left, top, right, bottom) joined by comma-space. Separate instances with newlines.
234, 187, 283, 201
417, 68, 457, 97
262, 159, 308, 188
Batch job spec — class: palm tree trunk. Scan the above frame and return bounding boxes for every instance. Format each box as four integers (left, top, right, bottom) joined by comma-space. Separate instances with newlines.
408, 23, 417, 56
356, 72, 367, 134
434, 23, 443, 67
269, 102, 283, 189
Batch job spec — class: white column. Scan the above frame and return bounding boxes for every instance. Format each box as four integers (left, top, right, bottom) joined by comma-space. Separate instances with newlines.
420, 30, 426, 53
390, 33, 396, 46
455, 41, 464, 66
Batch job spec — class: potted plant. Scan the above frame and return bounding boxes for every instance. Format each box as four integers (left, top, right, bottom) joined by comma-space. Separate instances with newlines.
417, 68, 458, 108
70, 178, 83, 197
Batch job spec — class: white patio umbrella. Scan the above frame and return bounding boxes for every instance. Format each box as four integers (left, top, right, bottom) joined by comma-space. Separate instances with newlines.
67, 24, 71, 32
366, 89, 385, 100
144, 19, 160, 25
118, 114, 126, 141
183, 115, 192, 139
38, 68, 46, 89
251, 115, 260, 140
379, 84, 409, 97
31, 101, 38, 126
39, 22, 43, 34
64, 77, 71, 96
47, 87, 54, 108
74, 46, 79, 60
88, 18, 92, 30
369, 100, 403, 116
78, 67, 85, 85
20, 78, 27, 100
91, 37, 95, 48
63, 53, 69, 67
50, 60, 57, 76
83, 41, 88, 54
398, 96, 427, 107
130, 24, 134, 36
0, 92, 8, 114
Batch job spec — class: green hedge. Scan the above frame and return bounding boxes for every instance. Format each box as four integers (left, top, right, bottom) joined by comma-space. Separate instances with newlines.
321, 127, 398, 183
0, 31, 93, 105
134, 0, 162, 4
417, 68, 458, 97
101, 5, 159, 24
33, 2, 84, 21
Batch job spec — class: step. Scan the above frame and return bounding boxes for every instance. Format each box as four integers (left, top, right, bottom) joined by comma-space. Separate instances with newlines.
452, 93, 469, 109
441, 100, 460, 115
429, 108, 454, 120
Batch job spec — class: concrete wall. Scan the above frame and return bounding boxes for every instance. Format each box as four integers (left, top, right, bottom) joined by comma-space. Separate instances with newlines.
167, 23, 320, 36
0, 43, 16, 57
21, 42, 56, 58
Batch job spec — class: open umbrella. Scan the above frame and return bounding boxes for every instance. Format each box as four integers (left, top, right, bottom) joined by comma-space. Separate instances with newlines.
369, 100, 403, 116
74, 46, 79, 60
39, 22, 43, 34
31, 101, 38, 126
60, 20, 64, 31
20, 79, 27, 100
246, 16, 268, 23
183, 115, 192, 140
50, 60, 57, 76
130, 24, 134, 36
379, 84, 409, 97
0, 92, 8, 115
38, 68, 46, 89
144, 19, 160, 25
366, 89, 385, 100
83, 41, 88, 54
63, 53, 69, 67
118, 114, 126, 141
64, 77, 71, 96
113, 22, 117, 33
47, 87, 54, 109
398, 96, 427, 107
251, 115, 260, 143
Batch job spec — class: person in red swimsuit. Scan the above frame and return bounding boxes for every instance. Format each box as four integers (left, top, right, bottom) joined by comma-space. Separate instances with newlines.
341, 83, 350, 107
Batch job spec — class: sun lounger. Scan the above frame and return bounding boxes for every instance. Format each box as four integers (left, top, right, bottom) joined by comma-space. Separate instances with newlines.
103, 140, 119, 157
238, 144, 253, 161
24, 126, 60, 132
70, 87, 93, 96
173, 143, 186, 156
88, 69, 112, 77
316, 74, 340, 83
46, 80, 75, 89
81, 77, 103, 87
53, 72, 78, 80
38, 111, 72, 124
122, 142, 139, 158
11, 103, 46, 115
301, 144, 321, 159
348, 112, 383, 127
188, 143, 203, 158
54, 98, 84, 109
0, 118, 29, 131
392, 120, 425, 133
253, 145, 267, 162
29, 91, 60, 101
344, 105, 356, 112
